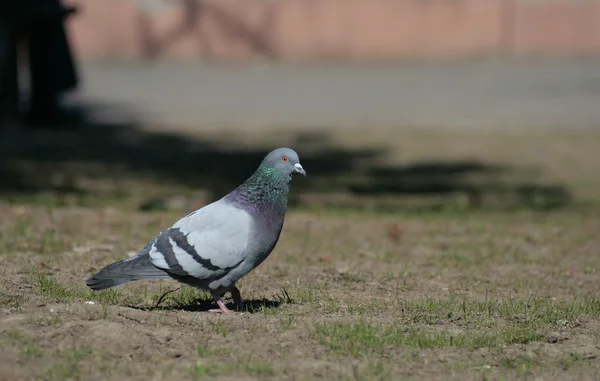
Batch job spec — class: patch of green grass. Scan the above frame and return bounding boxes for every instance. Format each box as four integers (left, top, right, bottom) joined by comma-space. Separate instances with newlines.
42, 347, 91, 381
209, 320, 229, 337
150, 285, 212, 310
315, 293, 600, 361
192, 358, 274, 378
338, 271, 366, 284
240, 360, 274, 376
31, 273, 141, 306
0, 216, 36, 254
192, 362, 212, 377
0, 330, 45, 359
0, 290, 24, 310
28, 314, 63, 327
336, 293, 600, 330
314, 320, 544, 357
197, 341, 232, 357
498, 354, 540, 374
2, 329, 109, 380
275, 285, 336, 306
556, 353, 599, 370
351, 361, 393, 381
0, 215, 75, 256
393, 294, 600, 328
345, 300, 388, 315
277, 313, 298, 331
34, 273, 84, 302
488, 353, 596, 375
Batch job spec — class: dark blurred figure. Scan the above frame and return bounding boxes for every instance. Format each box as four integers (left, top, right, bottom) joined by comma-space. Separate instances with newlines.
0, 0, 79, 130
0, 1, 19, 129
24, 0, 79, 126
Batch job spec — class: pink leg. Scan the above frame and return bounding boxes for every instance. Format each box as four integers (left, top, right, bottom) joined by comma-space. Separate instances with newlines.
231, 286, 244, 309
209, 292, 233, 313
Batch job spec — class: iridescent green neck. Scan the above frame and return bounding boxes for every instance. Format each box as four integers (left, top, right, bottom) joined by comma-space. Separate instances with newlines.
225, 165, 290, 221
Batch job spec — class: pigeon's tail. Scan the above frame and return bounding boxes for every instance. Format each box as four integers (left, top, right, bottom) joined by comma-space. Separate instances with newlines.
85, 253, 170, 291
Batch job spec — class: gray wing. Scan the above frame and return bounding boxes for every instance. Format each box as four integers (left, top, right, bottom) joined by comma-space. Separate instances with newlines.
148, 200, 252, 280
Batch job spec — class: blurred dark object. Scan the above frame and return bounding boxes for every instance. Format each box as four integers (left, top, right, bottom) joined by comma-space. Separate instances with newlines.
0, 0, 79, 131
0, 2, 19, 129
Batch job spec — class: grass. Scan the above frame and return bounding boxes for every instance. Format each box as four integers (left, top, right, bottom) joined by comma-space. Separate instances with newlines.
193, 337, 274, 378
498, 354, 541, 373
395, 294, 600, 325
311, 292, 600, 358
4, 206, 600, 379
42, 347, 92, 381
1, 127, 600, 380
0, 330, 45, 359
32, 272, 132, 306
314, 320, 544, 356
192, 359, 274, 378
0, 330, 98, 381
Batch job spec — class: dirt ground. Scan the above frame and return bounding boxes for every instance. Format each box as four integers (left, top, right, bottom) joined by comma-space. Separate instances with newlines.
1, 127, 600, 380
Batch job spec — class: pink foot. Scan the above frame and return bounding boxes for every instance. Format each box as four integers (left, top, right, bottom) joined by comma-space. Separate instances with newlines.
209, 293, 234, 313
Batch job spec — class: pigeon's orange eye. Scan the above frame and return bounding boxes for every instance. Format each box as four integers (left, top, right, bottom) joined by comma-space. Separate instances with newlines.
281, 156, 288, 162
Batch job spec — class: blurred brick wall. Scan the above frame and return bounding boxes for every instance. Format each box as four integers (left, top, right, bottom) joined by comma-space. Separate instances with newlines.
514, 1, 600, 54
65, 0, 600, 61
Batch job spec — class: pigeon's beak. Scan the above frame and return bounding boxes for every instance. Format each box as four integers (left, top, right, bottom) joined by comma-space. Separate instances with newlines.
294, 163, 306, 176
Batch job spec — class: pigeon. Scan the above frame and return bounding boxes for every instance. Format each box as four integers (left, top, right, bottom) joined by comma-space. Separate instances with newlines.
85, 147, 306, 313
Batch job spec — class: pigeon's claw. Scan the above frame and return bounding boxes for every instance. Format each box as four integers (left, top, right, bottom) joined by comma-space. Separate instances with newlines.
211, 292, 234, 313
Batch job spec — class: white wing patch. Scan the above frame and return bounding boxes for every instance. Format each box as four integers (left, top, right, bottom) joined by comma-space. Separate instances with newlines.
149, 243, 169, 269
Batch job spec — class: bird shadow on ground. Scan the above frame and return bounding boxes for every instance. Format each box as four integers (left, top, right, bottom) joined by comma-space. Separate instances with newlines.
131, 290, 282, 313
0, 100, 573, 212
162, 299, 281, 314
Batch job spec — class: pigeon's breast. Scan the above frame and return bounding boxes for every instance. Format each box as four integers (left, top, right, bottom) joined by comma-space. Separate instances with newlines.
244, 213, 284, 266
207, 213, 282, 291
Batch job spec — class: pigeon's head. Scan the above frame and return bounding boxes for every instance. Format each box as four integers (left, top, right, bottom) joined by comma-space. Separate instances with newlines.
262, 147, 306, 177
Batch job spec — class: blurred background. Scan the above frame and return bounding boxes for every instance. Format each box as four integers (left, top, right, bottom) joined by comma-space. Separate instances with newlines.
1, 0, 599, 213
